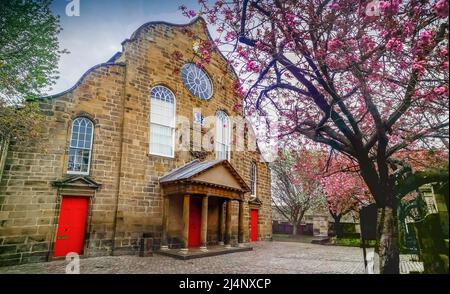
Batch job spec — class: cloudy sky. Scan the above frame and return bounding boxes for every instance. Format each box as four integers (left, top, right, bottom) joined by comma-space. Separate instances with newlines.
49, 0, 200, 95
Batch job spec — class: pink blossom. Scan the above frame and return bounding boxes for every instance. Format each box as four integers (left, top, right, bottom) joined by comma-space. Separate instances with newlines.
195, 60, 204, 69
434, 0, 449, 18
330, 2, 340, 10
417, 30, 435, 49
224, 31, 236, 42
245, 60, 260, 73
403, 21, 414, 36
328, 39, 343, 51
386, 37, 403, 54
361, 35, 376, 51
412, 60, 427, 75
433, 86, 448, 95
379, 0, 400, 15
285, 12, 297, 26
188, 10, 197, 18
438, 47, 448, 57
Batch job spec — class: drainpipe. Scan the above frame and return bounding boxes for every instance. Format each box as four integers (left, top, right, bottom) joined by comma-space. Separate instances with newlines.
0, 138, 9, 183
111, 63, 128, 256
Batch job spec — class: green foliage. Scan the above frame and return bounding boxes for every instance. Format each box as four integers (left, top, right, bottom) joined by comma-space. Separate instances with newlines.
0, 0, 64, 146
0, 102, 45, 145
394, 163, 449, 201
330, 237, 376, 247
0, 0, 64, 103
413, 213, 449, 274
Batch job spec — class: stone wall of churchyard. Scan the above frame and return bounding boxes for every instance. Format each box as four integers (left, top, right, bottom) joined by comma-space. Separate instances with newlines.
0, 18, 272, 266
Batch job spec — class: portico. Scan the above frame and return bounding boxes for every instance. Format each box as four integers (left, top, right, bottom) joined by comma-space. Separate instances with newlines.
159, 160, 250, 253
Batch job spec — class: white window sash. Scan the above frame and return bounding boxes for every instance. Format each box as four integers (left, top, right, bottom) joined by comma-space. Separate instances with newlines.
149, 122, 175, 158
67, 118, 94, 175
149, 86, 176, 158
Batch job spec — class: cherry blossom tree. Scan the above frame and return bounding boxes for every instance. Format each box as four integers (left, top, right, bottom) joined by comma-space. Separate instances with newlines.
181, 0, 449, 273
321, 163, 371, 238
271, 150, 326, 236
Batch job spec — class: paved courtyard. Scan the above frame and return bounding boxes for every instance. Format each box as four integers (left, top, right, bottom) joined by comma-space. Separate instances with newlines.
0, 241, 420, 274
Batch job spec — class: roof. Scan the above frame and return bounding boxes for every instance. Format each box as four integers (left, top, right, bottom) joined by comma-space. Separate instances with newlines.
160, 159, 250, 192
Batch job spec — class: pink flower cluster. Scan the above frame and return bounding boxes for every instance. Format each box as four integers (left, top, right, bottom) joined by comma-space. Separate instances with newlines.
433, 86, 448, 96
412, 59, 427, 75
245, 60, 260, 73
285, 12, 297, 27
361, 35, 376, 51
328, 39, 343, 51
179, 5, 197, 18
417, 30, 435, 50
434, 0, 449, 18
386, 37, 403, 54
379, 0, 401, 15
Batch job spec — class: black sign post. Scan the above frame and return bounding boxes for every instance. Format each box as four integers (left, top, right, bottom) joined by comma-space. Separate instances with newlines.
359, 204, 377, 273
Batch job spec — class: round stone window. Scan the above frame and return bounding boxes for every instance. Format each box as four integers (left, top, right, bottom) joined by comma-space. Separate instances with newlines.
181, 63, 213, 100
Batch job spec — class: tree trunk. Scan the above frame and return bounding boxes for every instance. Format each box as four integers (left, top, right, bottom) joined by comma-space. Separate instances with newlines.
377, 205, 400, 274
333, 215, 343, 238
292, 222, 298, 236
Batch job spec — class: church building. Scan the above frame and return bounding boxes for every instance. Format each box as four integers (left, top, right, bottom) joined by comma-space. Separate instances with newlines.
0, 17, 272, 266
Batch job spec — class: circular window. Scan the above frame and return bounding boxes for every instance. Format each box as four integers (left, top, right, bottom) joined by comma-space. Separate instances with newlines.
181, 63, 213, 100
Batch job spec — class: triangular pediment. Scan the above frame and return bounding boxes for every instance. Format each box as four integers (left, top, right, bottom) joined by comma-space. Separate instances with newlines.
52, 176, 101, 189
160, 160, 250, 192
192, 164, 243, 190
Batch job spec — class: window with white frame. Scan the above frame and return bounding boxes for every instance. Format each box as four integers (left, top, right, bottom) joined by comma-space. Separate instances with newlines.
250, 161, 257, 197
67, 117, 94, 175
215, 110, 230, 160
150, 86, 175, 157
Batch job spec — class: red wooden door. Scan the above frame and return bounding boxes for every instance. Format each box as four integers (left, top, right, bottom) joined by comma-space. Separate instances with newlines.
188, 197, 202, 247
250, 209, 258, 242
54, 196, 89, 257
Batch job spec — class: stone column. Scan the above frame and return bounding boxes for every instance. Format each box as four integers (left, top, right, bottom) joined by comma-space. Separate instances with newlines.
238, 200, 245, 246
181, 194, 190, 253
225, 199, 232, 248
200, 196, 208, 251
161, 196, 170, 250
313, 215, 329, 237
218, 199, 225, 245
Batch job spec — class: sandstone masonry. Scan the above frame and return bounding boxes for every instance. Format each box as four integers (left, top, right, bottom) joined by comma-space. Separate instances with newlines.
0, 18, 272, 266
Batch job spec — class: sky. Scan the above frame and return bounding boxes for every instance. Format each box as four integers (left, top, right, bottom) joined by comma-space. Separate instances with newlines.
49, 0, 200, 95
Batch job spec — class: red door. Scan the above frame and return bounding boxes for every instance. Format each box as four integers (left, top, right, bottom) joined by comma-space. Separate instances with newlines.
54, 196, 89, 257
188, 197, 202, 247
250, 209, 258, 242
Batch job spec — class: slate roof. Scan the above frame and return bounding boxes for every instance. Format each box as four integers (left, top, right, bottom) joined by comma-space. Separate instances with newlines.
160, 159, 223, 183
159, 159, 250, 192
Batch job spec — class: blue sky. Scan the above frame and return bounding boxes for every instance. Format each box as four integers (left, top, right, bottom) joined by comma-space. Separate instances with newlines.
49, 0, 200, 95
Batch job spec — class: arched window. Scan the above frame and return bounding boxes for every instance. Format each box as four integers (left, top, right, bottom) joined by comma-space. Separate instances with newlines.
250, 161, 257, 197
67, 117, 94, 175
215, 110, 230, 160
150, 86, 175, 157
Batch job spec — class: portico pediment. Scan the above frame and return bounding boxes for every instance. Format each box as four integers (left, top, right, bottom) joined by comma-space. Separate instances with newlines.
160, 160, 250, 199
52, 176, 101, 197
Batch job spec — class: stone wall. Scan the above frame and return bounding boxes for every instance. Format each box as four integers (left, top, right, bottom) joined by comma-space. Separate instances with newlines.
0, 63, 126, 266
0, 18, 272, 266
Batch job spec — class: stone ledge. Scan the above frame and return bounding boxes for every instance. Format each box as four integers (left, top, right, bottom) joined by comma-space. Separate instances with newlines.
156, 245, 253, 260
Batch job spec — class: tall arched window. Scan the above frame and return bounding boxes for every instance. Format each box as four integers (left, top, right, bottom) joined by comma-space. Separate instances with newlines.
150, 86, 175, 157
215, 110, 230, 160
250, 161, 257, 197
67, 117, 94, 175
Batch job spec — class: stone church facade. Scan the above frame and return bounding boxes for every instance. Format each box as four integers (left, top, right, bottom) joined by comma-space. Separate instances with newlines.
0, 18, 272, 266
